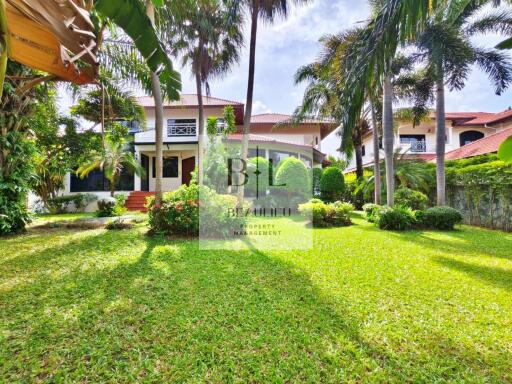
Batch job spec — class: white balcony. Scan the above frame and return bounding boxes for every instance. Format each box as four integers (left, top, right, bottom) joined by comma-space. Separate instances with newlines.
167, 122, 197, 137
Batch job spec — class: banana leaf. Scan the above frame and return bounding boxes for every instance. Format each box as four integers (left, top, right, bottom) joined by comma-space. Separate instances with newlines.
95, 0, 181, 100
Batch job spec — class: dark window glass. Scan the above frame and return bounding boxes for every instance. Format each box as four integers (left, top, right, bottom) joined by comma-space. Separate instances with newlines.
153, 157, 179, 178
70, 168, 134, 192
248, 148, 264, 159
269, 150, 297, 166
362, 145, 366, 157
459, 131, 484, 146
400, 134, 426, 144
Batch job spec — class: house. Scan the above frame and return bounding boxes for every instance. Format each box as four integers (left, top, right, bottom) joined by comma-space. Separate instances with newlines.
58, 95, 336, 211
345, 108, 512, 172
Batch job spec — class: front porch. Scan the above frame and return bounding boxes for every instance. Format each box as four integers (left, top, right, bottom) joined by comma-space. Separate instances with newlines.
134, 144, 198, 193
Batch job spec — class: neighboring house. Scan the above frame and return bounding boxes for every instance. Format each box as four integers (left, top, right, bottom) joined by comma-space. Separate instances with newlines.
56, 95, 336, 211
345, 108, 512, 172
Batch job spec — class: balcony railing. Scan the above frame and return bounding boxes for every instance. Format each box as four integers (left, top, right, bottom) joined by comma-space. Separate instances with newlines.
167, 122, 197, 137
410, 140, 427, 153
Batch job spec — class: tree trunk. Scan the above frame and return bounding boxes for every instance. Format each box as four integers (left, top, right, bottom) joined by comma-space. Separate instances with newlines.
100, 82, 105, 149
382, 74, 394, 207
238, 2, 259, 204
371, 104, 381, 205
355, 144, 364, 179
147, 2, 164, 205
195, 69, 205, 185
435, 62, 446, 206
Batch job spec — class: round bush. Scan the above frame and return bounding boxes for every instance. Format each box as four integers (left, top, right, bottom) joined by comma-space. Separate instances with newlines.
246, 157, 270, 197
376, 206, 416, 231
394, 187, 429, 210
418, 206, 462, 230
320, 166, 345, 202
274, 157, 310, 199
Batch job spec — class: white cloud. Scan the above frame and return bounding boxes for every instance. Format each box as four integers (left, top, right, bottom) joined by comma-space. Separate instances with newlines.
251, 100, 272, 115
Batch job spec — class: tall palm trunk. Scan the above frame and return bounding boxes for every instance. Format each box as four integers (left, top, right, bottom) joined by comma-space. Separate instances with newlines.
238, 2, 259, 203
371, 104, 381, 205
382, 75, 394, 207
195, 65, 205, 185
435, 62, 446, 206
355, 144, 364, 179
147, 2, 164, 205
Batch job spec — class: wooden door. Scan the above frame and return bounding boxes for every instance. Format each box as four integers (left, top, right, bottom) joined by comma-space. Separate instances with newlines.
182, 157, 195, 186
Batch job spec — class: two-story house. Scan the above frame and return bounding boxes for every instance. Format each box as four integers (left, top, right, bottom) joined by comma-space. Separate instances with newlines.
59, 94, 336, 211
345, 109, 512, 172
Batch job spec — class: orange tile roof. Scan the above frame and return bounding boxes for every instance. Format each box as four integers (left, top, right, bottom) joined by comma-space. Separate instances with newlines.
445, 127, 512, 160
137, 94, 243, 108
440, 109, 512, 126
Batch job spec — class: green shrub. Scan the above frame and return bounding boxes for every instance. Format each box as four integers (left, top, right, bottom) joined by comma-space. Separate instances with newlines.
147, 184, 245, 238
417, 206, 463, 230
311, 167, 323, 197
246, 157, 270, 197
394, 187, 429, 210
320, 167, 345, 202
105, 218, 133, 231
113, 193, 128, 216
298, 199, 353, 227
362, 203, 381, 223
376, 206, 416, 231
96, 197, 117, 217
274, 157, 310, 199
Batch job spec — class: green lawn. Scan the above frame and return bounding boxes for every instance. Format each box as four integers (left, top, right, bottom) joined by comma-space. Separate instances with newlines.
1, 214, 511, 382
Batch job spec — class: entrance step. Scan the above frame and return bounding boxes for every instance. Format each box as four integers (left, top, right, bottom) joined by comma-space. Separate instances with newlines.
125, 192, 155, 212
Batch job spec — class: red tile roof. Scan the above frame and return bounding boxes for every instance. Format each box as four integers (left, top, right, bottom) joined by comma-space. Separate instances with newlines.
440, 109, 512, 126
445, 127, 512, 160
137, 94, 243, 108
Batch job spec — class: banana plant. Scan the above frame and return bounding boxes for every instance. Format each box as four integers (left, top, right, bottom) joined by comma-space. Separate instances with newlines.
94, 0, 181, 100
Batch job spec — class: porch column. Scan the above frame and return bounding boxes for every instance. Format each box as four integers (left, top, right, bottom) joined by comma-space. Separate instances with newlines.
134, 148, 142, 191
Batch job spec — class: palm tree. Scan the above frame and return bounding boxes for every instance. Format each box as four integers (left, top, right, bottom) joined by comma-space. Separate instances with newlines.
293, 30, 370, 178
164, 0, 243, 184
77, 135, 145, 198
94, 0, 182, 206
237, 0, 310, 202
412, 5, 512, 205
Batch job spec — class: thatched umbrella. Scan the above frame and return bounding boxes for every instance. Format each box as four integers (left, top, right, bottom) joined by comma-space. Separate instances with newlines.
0, 0, 98, 96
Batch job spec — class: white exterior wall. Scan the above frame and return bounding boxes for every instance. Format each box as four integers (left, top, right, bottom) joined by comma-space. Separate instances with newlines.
346, 119, 503, 171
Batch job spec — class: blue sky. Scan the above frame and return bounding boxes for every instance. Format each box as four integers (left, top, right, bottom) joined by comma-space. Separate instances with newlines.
58, 0, 512, 156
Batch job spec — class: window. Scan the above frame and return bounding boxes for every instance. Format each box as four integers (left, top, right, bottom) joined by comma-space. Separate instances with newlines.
70, 168, 134, 192
153, 157, 179, 178
248, 148, 264, 159
362, 145, 366, 157
459, 131, 484, 147
399, 134, 426, 152
269, 150, 297, 166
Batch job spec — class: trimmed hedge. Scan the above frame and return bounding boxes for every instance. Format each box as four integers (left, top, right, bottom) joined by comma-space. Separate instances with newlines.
320, 167, 345, 202
416, 206, 463, 230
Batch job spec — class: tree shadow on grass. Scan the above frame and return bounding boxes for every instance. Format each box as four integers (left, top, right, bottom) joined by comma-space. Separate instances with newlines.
0, 229, 510, 382
357, 223, 512, 261
434, 256, 512, 292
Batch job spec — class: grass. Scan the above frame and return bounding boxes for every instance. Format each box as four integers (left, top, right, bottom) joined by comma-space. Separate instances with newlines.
1, 213, 511, 382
